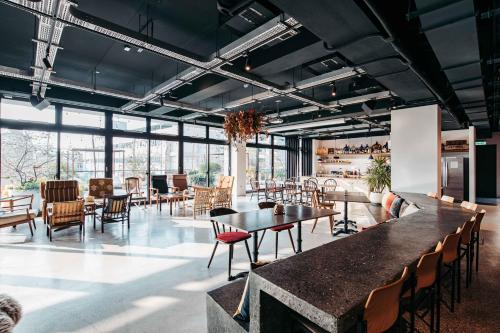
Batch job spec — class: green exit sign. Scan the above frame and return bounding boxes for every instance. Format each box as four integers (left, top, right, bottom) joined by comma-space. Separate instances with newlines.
476, 141, 487, 146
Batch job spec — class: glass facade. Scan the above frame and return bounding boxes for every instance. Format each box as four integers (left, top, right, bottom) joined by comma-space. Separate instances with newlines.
0, 98, 290, 199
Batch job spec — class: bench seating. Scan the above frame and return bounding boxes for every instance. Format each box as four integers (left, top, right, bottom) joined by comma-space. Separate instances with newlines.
364, 203, 393, 224
207, 279, 248, 333
0, 209, 38, 236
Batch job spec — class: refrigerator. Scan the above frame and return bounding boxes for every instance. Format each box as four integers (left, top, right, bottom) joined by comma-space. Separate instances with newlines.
442, 153, 469, 201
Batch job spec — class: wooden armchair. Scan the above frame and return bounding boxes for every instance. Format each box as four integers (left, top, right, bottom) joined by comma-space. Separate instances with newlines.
97, 194, 131, 233
172, 174, 189, 193
42, 180, 80, 224
125, 177, 147, 209
0, 194, 37, 237
311, 190, 336, 234
47, 200, 85, 241
192, 186, 213, 219
150, 175, 169, 209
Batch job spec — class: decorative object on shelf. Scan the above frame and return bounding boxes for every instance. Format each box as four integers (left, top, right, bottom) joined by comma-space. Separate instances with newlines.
365, 156, 391, 205
316, 146, 328, 156
273, 202, 285, 215
223, 108, 266, 144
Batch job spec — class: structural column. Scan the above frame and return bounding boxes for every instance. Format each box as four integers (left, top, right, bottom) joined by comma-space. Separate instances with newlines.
468, 126, 476, 203
231, 142, 247, 196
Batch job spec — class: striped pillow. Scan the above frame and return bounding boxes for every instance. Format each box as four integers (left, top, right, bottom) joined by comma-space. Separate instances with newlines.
382, 192, 397, 211
389, 197, 404, 217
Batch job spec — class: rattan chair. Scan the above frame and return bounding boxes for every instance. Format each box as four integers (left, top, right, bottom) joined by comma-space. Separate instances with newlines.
212, 187, 232, 209
192, 186, 213, 219
310, 190, 335, 234
47, 200, 85, 241
208, 208, 252, 281
256, 201, 296, 259
322, 178, 337, 206
125, 177, 147, 209
284, 180, 301, 204
97, 194, 131, 233
265, 179, 283, 201
362, 267, 409, 333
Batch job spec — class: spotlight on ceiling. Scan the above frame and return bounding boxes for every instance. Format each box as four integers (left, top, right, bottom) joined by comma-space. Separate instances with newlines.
42, 57, 52, 71
137, 47, 144, 53
123, 45, 131, 52
330, 82, 337, 97
244, 53, 251, 71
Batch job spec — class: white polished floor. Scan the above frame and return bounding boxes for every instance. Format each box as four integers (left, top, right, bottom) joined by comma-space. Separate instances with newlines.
0, 196, 378, 333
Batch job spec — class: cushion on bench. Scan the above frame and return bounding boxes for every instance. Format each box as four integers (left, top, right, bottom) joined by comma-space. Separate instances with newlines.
0, 210, 37, 227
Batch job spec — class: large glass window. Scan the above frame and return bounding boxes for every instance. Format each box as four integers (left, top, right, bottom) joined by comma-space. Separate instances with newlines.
1, 129, 57, 208
62, 107, 105, 128
60, 133, 105, 193
209, 144, 229, 186
184, 124, 206, 138
0, 99, 55, 124
112, 137, 148, 190
150, 140, 179, 184
183, 142, 208, 186
113, 114, 146, 132
273, 149, 287, 181
246, 147, 257, 190
209, 127, 226, 141
274, 135, 286, 146
258, 148, 273, 182
151, 119, 178, 136
258, 133, 271, 145
246, 135, 256, 144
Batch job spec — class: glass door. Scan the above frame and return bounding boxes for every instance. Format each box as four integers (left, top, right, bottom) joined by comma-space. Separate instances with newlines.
183, 142, 208, 186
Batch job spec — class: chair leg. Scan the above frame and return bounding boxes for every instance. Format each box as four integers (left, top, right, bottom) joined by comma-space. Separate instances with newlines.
228, 244, 233, 280
328, 216, 334, 234
451, 261, 456, 312
257, 230, 267, 250
244, 240, 252, 263
32, 219, 36, 230
457, 253, 461, 303
275, 232, 279, 259
465, 246, 470, 288
49, 228, 52, 242
28, 221, 33, 236
311, 218, 319, 233
207, 241, 219, 268
475, 236, 480, 272
287, 229, 296, 253
101, 220, 104, 233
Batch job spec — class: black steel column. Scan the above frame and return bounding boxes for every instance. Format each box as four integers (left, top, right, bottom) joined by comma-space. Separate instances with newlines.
178, 122, 184, 174
104, 111, 113, 178
55, 104, 62, 179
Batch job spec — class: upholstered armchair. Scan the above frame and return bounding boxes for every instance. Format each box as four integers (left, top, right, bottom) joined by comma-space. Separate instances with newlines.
88, 178, 113, 199
150, 175, 169, 209
172, 174, 189, 193
41, 180, 80, 224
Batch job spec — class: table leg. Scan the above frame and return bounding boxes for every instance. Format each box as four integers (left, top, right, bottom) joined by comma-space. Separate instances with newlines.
297, 221, 302, 253
253, 231, 259, 263
333, 200, 358, 236
170, 200, 173, 215
344, 200, 348, 233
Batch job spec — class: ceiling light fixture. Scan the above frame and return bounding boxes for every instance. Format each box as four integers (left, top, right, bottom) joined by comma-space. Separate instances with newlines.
268, 99, 284, 124
330, 82, 337, 97
137, 47, 144, 53
123, 45, 131, 52
244, 53, 251, 72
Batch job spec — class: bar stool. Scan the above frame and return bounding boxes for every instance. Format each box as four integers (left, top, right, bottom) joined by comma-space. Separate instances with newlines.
360, 267, 409, 333
440, 195, 454, 204
457, 218, 475, 301
257, 202, 296, 259
402, 241, 443, 333
427, 192, 439, 199
471, 210, 486, 273
439, 230, 461, 313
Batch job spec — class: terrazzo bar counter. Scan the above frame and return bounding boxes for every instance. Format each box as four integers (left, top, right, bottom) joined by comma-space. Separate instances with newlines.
247, 193, 475, 333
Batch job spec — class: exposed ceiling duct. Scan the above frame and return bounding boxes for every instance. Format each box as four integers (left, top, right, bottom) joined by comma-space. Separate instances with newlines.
267, 116, 345, 133
414, 0, 489, 130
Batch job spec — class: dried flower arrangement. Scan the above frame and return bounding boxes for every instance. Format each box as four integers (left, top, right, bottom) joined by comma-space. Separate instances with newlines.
223, 109, 266, 144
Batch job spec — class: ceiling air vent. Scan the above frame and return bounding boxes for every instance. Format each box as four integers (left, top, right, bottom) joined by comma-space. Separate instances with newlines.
277, 30, 299, 41
320, 58, 340, 69
239, 7, 263, 24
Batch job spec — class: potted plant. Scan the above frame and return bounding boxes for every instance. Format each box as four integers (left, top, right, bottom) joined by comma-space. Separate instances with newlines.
365, 156, 391, 205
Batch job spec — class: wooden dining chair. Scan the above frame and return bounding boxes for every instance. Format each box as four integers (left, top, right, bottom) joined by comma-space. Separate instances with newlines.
208, 208, 252, 281
47, 200, 85, 242
457, 218, 475, 293
302, 179, 317, 206
256, 201, 296, 259
284, 180, 301, 204
249, 178, 265, 201
310, 190, 335, 234
439, 231, 461, 312
265, 179, 283, 201
471, 209, 486, 273
427, 192, 439, 199
322, 178, 337, 206
362, 267, 409, 333
440, 195, 454, 204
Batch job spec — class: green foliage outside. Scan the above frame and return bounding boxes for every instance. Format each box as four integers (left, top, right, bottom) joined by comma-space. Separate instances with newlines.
188, 162, 222, 186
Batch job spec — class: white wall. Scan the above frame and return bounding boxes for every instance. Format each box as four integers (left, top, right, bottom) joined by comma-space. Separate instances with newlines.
391, 105, 441, 194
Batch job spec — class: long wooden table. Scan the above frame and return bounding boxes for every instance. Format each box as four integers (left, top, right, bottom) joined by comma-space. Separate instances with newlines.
247, 192, 476, 333
211, 205, 339, 262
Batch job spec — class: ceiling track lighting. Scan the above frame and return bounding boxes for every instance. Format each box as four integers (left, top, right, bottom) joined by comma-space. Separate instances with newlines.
330, 82, 337, 97
123, 44, 131, 52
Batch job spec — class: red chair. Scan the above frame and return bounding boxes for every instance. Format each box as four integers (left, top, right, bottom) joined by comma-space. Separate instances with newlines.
257, 202, 296, 259
208, 208, 252, 281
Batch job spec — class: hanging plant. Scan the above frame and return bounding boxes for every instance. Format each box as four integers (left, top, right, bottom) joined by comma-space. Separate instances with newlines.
223, 109, 266, 144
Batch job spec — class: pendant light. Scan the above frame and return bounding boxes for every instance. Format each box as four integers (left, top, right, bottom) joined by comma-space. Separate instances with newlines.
330, 81, 337, 97
268, 99, 284, 124
244, 52, 251, 72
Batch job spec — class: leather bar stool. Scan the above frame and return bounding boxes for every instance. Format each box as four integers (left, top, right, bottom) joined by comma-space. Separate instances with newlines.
361, 267, 409, 333
402, 242, 443, 333
457, 218, 475, 302
471, 210, 486, 274
438, 230, 461, 313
